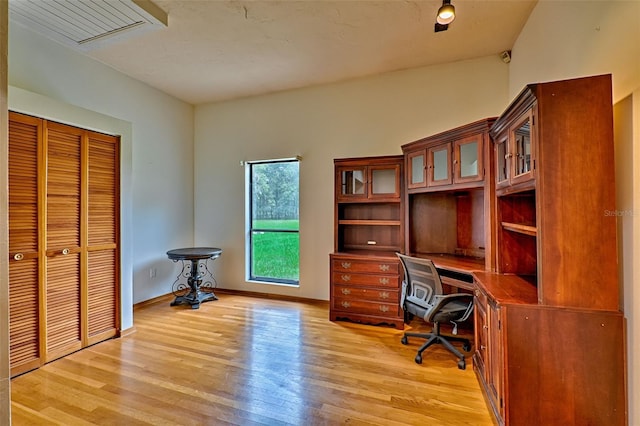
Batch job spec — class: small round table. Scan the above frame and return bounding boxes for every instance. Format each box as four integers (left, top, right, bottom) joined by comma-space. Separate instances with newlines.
167, 247, 222, 309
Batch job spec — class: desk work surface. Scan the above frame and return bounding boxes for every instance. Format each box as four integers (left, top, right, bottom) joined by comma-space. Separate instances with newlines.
409, 253, 483, 291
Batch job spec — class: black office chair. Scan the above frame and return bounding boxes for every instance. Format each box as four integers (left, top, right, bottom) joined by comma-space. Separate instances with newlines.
397, 253, 474, 369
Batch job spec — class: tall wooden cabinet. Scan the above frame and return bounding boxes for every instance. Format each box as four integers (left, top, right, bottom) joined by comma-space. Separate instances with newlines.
8, 111, 120, 377
473, 75, 626, 425
330, 156, 405, 329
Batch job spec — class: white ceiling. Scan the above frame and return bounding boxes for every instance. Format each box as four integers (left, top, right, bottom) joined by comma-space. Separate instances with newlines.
10, 0, 538, 105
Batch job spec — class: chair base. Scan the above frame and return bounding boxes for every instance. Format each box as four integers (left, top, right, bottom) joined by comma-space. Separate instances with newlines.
401, 327, 471, 370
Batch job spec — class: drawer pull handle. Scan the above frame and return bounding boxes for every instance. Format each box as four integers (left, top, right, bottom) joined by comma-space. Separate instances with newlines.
379, 264, 390, 272
379, 305, 389, 313
14, 253, 24, 261
341, 274, 351, 282
341, 288, 351, 295
62, 248, 70, 255
341, 301, 351, 308
379, 277, 389, 285
481, 345, 486, 350
379, 291, 389, 299
341, 262, 351, 269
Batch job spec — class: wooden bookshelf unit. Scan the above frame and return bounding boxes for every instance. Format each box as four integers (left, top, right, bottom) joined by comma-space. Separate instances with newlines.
330, 156, 405, 329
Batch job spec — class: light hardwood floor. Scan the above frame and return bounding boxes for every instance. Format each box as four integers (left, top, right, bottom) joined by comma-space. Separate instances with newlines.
11, 292, 494, 425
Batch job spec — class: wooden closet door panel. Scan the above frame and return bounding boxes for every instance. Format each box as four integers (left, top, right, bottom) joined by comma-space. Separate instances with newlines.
88, 133, 119, 247
87, 133, 120, 344
87, 250, 118, 344
46, 124, 82, 251
9, 115, 39, 254
45, 123, 83, 361
45, 254, 82, 361
8, 259, 40, 375
8, 112, 42, 375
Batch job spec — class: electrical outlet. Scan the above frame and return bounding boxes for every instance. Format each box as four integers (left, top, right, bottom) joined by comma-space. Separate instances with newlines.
149, 268, 157, 278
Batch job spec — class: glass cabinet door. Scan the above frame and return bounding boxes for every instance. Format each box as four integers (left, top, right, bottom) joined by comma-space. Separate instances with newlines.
510, 111, 534, 184
407, 150, 426, 189
369, 165, 400, 198
338, 167, 367, 198
454, 135, 483, 184
427, 144, 452, 186
495, 134, 509, 188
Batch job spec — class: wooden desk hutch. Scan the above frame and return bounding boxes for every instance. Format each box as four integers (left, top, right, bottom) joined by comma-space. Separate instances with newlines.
330, 74, 626, 425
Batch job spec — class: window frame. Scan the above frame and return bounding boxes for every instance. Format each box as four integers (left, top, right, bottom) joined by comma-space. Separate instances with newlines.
246, 157, 300, 286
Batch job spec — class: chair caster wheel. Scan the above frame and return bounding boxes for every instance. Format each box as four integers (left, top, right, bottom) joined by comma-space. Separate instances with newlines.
401, 336, 408, 345
463, 342, 471, 352
458, 359, 466, 370
415, 354, 422, 364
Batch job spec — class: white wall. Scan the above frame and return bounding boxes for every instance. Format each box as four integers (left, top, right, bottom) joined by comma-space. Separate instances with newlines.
509, 1, 640, 424
509, 0, 640, 103
8, 23, 195, 304
194, 56, 510, 301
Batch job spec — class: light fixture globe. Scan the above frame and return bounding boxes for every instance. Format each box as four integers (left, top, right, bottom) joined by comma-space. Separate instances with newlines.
436, 1, 455, 25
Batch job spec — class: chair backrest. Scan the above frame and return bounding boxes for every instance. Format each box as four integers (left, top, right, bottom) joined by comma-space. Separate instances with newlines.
396, 253, 443, 303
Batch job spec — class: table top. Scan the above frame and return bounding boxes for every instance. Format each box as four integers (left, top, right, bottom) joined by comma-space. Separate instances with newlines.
167, 247, 222, 260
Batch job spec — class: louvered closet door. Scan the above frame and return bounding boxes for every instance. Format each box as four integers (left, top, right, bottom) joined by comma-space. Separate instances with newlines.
8, 112, 42, 376
44, 122, 83, 362
86, 131, 120, 345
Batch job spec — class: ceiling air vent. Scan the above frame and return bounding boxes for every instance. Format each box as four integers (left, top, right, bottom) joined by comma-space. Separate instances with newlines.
9, 0, 168, 50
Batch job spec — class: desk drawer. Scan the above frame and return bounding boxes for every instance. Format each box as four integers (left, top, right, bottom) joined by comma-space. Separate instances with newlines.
332, 272, 400, 288
332, 297, 401, 318
332, 259, 399, 274
333, 285, 399, 303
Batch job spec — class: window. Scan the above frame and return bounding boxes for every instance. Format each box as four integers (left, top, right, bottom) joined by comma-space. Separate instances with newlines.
247, 159, 300, 284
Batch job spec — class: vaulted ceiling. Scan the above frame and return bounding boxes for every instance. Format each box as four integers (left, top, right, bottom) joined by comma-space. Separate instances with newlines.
9, 0, 537, 105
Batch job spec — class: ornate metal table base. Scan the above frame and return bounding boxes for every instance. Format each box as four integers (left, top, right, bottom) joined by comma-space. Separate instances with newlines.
167, 248, 222, 309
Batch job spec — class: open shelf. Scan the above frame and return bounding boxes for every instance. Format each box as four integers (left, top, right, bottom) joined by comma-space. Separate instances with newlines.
407, 189, 486, 261
336, 198, 403, 253
339, 219, 401, 226
343, 243, 401, 251
501, 222, 537, 236
497, 189, 537, 277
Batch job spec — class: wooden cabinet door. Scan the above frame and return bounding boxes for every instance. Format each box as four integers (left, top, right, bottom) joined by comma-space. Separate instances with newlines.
336, 166, 368, 200
453, 135, 484, 184
486, 302, 504, 420
494, 132, 510, 189
86, 131, 120, 345
509, 110, 535, 185
473, 294, 488, 379
8, 113, 43, 376
44, 122, 83, 362
368, 164, 400, 199
427, 143, 452, 186
407, 149, 427, 189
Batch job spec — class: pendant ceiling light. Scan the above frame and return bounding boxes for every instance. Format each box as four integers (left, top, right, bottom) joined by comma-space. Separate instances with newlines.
436, 0, 456, 25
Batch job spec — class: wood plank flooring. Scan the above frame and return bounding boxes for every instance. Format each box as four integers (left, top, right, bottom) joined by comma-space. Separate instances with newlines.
11, 293, 494, 425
